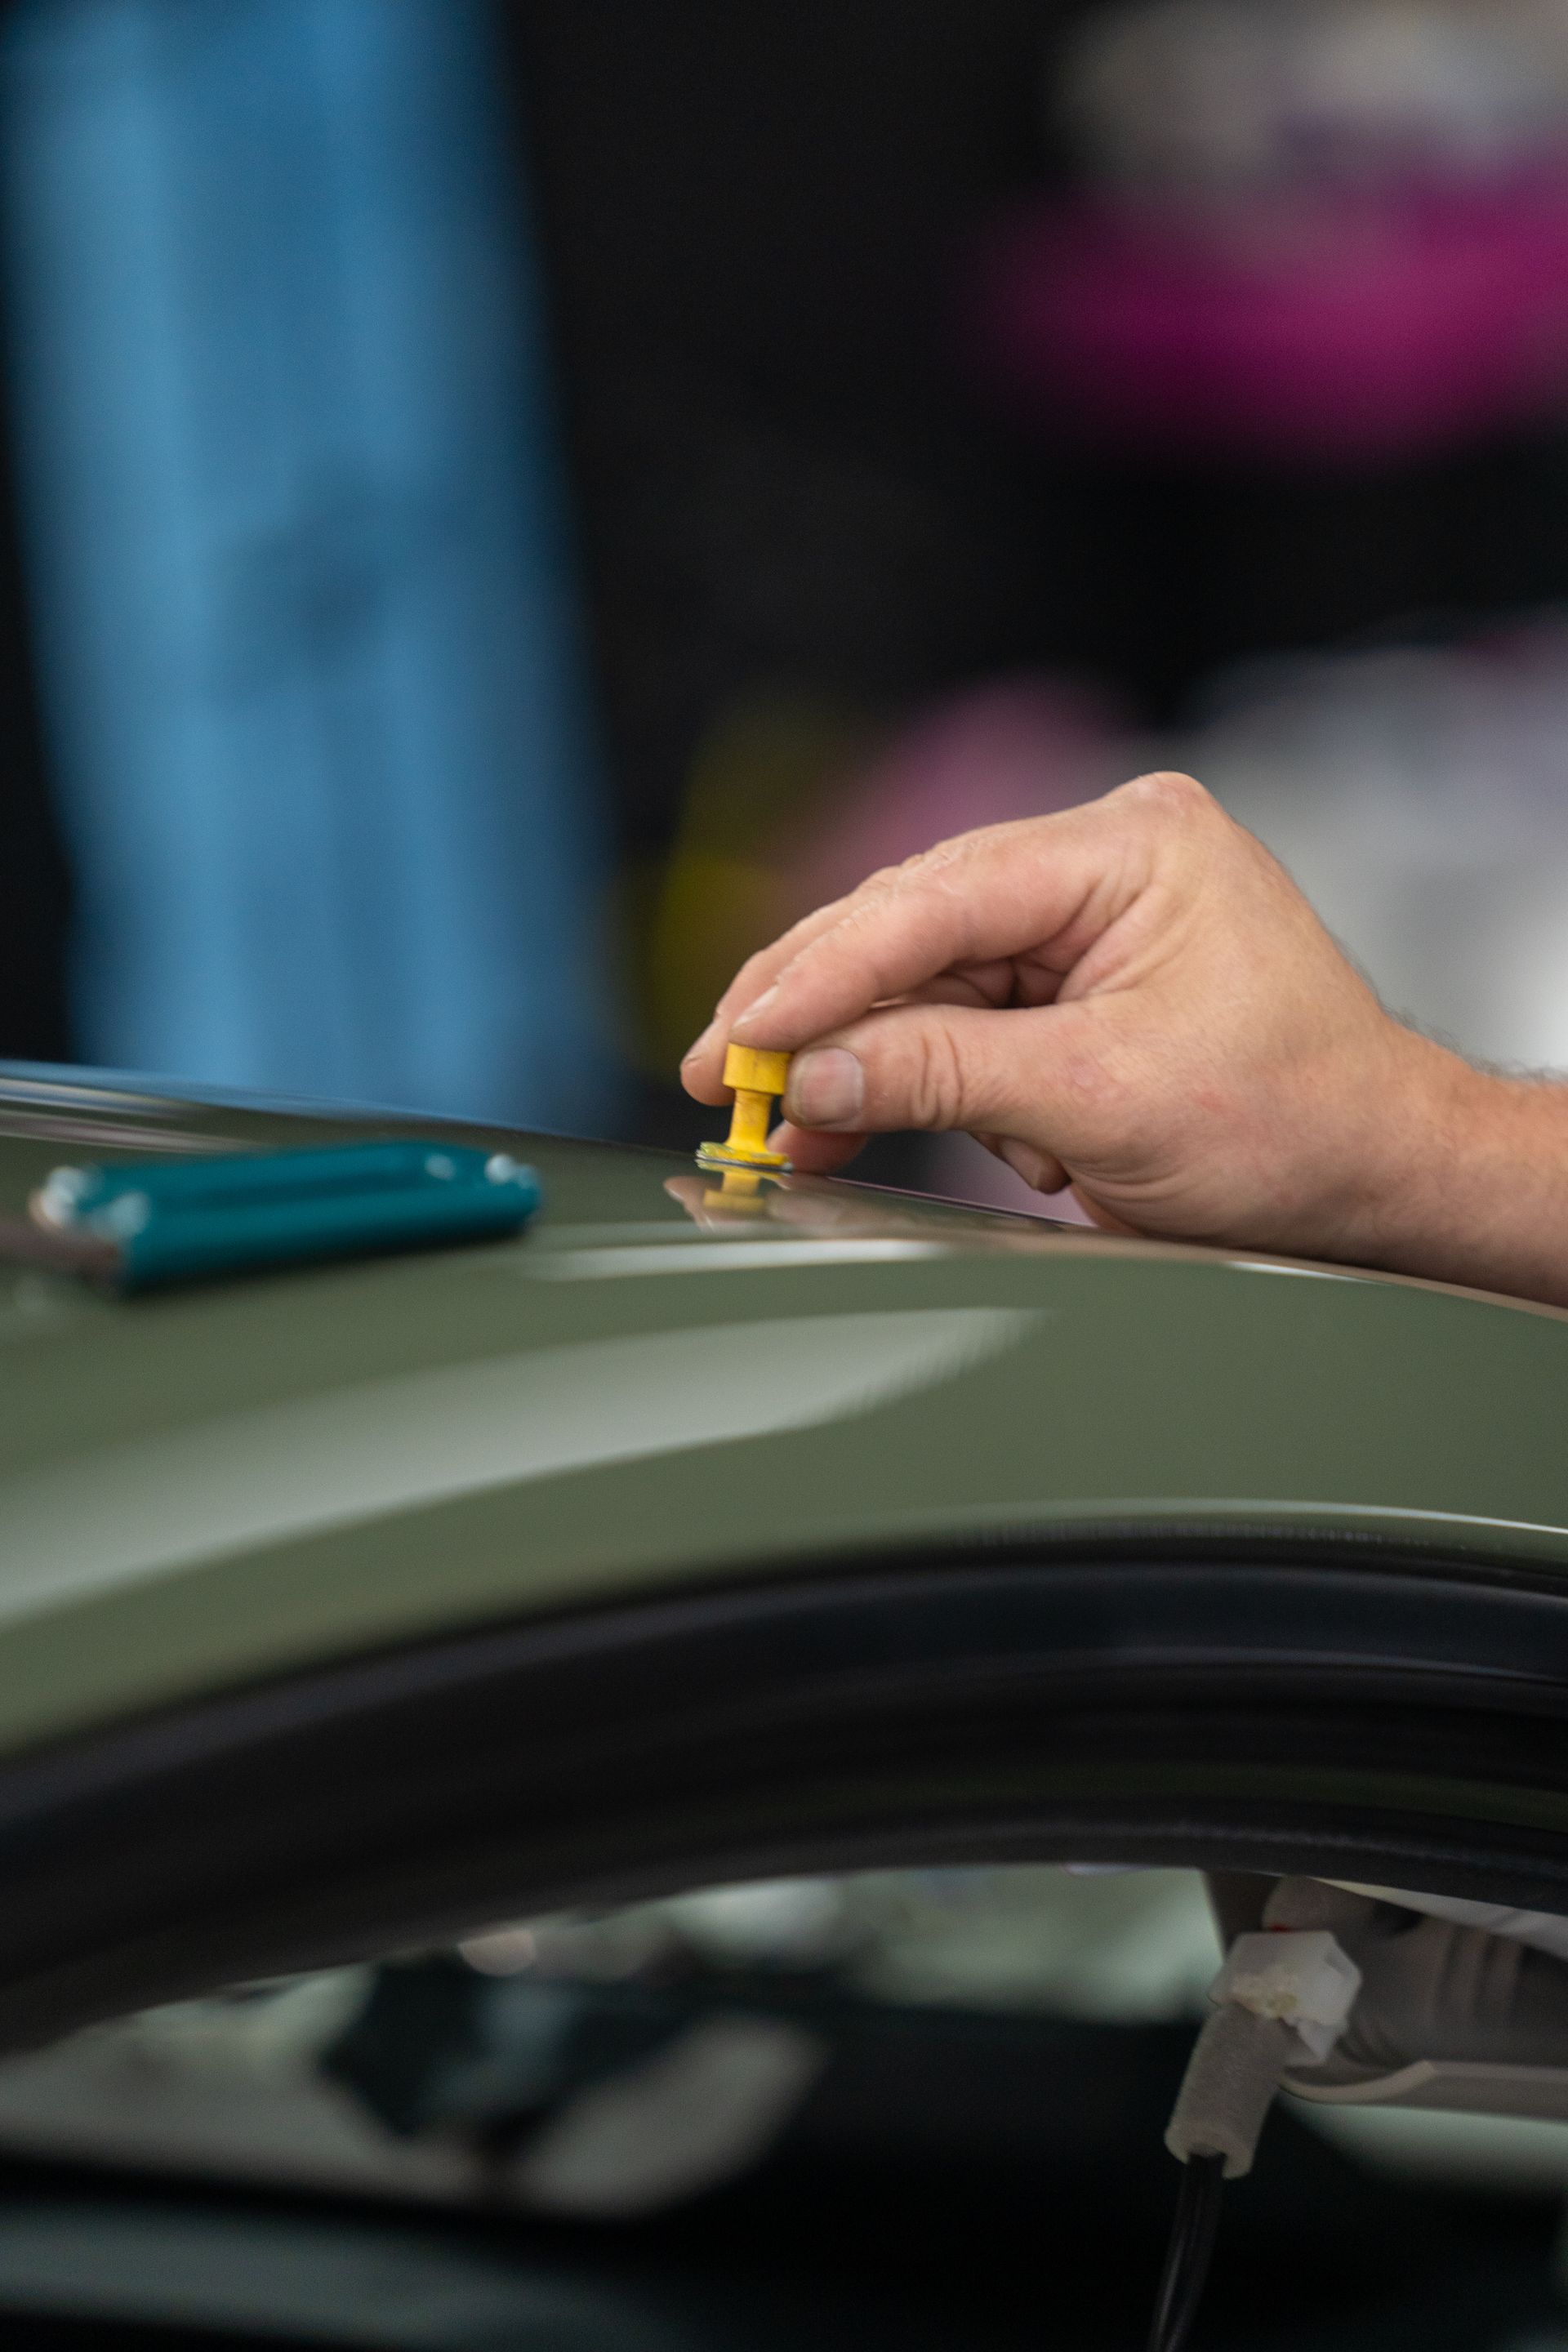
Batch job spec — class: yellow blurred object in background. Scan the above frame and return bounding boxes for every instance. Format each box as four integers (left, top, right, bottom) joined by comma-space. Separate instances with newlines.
636, 692, 875, 1077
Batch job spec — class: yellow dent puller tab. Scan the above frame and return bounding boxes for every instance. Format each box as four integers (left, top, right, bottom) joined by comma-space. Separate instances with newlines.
696, 1042, 794, 1172
721, 1044, 791, 1095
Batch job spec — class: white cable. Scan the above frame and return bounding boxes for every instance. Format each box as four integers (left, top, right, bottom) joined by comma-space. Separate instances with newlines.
1165, 1930, 1362, 2177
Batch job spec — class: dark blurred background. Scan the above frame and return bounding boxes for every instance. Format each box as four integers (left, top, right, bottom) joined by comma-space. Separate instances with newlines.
2, 0, 1568, 1203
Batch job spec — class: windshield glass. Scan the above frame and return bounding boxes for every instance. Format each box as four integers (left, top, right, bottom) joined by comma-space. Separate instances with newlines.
1, 1864, 1566, 2352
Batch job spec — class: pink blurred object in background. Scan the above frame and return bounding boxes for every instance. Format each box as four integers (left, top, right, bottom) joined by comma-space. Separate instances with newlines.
791, 675, 1122, 911
972, 173, 1568, 463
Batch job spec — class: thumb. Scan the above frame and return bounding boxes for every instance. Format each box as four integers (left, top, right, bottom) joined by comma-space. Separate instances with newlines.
784, 1000, 1059, 1152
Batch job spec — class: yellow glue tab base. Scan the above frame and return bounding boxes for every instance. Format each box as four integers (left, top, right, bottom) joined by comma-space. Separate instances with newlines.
696, 1044, 793, 1172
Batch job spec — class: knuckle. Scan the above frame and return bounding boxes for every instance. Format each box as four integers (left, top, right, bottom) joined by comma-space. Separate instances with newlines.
918, 825, 997, 875
898, 824, 996, 885
905, 1022, 969, 1130
1119, 768, 1214, 823
902, 833, 959, 875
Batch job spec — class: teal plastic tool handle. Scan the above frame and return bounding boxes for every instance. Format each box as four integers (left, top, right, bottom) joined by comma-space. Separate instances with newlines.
40, 1141, 509, 1219
38, 1142, 541, 1292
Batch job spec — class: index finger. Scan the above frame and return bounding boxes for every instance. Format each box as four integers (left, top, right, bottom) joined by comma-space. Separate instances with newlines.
728, 801, 1143, 1056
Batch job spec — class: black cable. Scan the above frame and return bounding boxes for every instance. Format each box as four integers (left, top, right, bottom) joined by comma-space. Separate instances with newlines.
1147, 2152, 1226, 2352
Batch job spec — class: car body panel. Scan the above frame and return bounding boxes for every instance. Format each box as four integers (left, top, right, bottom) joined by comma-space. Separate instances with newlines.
0, 1066, 1565, 1761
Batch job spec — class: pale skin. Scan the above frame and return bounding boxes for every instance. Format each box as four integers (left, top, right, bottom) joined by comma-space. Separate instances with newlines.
681, 771, 1568, 1310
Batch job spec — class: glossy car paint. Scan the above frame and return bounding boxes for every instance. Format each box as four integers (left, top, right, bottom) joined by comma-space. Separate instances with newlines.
0, 1066, 1565, 1764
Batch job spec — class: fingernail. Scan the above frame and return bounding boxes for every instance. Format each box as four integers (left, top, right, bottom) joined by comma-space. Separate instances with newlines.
786, 1047, 864, 1128
681, 1019, 719, 1067
730, 983, 777, 1039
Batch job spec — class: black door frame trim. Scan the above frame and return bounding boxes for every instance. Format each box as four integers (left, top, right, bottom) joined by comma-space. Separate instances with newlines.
7, 1530, 1568, 2048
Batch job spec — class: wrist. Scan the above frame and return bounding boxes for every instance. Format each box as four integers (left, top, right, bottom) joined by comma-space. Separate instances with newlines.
1334, 1031, 1568, 1308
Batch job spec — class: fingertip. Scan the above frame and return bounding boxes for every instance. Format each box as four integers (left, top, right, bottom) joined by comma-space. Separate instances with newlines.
997, 1138, 1070, 1196
679, 1039, 733, 1106
679, 1067, 729, 1107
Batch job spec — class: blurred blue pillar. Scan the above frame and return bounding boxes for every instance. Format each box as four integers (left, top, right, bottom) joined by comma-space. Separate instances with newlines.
0, 0, 616, 1129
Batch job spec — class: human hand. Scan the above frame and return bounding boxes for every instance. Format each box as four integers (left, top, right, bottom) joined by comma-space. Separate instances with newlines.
681, 773, 1499, 1281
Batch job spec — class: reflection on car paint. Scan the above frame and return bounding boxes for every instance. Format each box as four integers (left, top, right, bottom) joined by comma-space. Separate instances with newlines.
0, 1307, 1043, 1615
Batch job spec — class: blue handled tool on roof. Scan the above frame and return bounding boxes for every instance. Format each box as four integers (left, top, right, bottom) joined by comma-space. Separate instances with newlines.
9, 1140, 541, 1292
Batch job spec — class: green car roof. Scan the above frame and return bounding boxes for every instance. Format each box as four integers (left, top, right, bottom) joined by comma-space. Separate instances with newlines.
0, 1066, 1565, 1762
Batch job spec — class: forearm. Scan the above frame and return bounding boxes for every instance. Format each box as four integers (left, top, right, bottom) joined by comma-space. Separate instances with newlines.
1346, 1040, 1568, 1311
